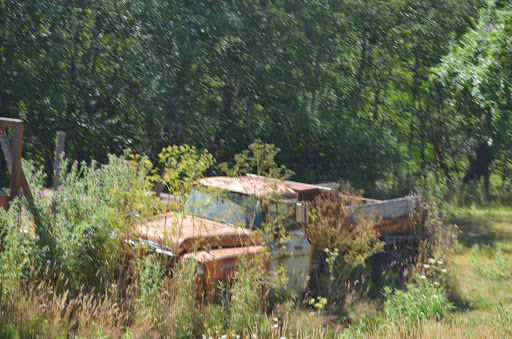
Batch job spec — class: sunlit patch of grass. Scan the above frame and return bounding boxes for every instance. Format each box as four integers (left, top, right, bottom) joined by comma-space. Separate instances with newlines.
445, 205, 512, 325
446, 206, 512, 247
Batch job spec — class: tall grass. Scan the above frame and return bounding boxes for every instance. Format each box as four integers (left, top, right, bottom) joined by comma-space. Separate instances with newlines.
1, 143, 509, 338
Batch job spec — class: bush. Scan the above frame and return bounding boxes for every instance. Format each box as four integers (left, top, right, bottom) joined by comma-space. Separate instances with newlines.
383, 272, 453, 324
25, 152, 157, 292
307, 188, 384, 304
0, 198, 38, 298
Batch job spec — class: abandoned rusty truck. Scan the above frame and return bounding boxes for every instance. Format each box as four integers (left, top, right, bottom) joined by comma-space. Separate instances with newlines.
133, 175, 422, 297
1, 117, 422, 297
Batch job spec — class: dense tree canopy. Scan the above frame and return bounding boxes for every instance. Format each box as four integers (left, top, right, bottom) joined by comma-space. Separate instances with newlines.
2, 0, 510, 198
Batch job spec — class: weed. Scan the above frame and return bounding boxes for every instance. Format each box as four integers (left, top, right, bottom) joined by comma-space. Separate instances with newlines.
470, 243, 512, 280
383, 272, 454, 325
0, 198, 38, 298
136, 255, 164, 310
309, 297, 328, 316
308, 189, 384, 306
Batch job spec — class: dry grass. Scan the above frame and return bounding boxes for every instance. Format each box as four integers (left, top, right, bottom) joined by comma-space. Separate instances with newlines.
1, 205, 511, 339
353, 316, 511, 339
1, 269, 131, 338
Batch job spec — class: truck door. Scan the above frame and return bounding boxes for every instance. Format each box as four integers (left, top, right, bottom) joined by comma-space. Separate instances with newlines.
267, 201, 311, 294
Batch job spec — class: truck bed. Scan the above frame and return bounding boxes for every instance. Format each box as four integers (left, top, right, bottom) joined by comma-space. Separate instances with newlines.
342, 195, 423, 239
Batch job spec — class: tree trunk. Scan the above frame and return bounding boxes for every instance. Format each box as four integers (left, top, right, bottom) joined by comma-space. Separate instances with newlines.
462, 143, 493, 186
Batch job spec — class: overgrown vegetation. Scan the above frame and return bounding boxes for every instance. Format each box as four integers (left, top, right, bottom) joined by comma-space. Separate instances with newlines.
2, 140, 508, 338
307, 188, 384, 307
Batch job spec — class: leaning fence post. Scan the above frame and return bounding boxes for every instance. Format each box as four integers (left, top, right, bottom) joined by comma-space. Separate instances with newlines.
53, 131, 66, 189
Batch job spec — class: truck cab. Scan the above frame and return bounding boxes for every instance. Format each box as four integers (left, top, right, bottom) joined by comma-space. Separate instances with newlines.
135, 175, 322, 297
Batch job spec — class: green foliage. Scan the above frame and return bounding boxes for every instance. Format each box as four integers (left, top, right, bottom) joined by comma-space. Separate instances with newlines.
308, 189, 384, 303
136, 255, 164, 310
171, 260, 201, 338
413, 197, 460, 261
309, 297, 328, 316
324, 248, 340, 284
383, 272, 454, 324
435, 0, 512, 188
226, 255, 266, 332
23, 152, 157, 292
495, 299, 512, 337
0, 198, 38, 298
470, 243, 512, 280
219, 140, 294, 180
154, 144, 215, 198
1, 0, 490, 198
0, 323, 17, 339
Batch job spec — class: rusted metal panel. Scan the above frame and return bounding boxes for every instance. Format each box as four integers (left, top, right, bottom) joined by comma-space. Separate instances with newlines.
0, 195, 9, 211
199, 176, 298, 199
198, 175, 335, 200
345, 196, 422, 223
269, 232, 312, 294
342, 196, 422, 235
137, 212, 260, 256
182, 246, 267, 300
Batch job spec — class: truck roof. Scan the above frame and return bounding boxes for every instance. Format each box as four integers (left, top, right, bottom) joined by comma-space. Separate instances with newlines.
197, 175, 324, 200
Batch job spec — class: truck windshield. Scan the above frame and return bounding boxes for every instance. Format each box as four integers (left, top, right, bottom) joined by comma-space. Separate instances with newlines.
183, 189, 264, 229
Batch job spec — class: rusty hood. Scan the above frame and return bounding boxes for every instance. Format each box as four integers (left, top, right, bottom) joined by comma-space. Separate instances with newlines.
136, 212, 259, 257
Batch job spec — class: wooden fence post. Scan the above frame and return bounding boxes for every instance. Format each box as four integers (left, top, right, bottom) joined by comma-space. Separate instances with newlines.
53, 131, 66, 189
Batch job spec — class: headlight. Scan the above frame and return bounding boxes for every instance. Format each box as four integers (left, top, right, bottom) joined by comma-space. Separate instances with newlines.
196, 264, 205, 276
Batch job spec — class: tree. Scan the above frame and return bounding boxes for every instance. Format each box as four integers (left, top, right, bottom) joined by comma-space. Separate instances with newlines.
435, 0, 512, 189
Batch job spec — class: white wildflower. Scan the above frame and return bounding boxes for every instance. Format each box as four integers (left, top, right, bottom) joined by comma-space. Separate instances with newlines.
424, 264, 430, 269
428, 258, 436, 264
441, 269, 447, 273
420, 275, 427, 280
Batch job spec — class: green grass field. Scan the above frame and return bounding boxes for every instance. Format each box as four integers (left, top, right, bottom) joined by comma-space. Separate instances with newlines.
448, 207, 512, 322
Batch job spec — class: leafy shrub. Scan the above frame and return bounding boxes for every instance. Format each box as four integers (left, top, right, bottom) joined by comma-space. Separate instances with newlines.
308, 188, 384, 303
136, 255, 164, 310
383, 272, 453, 324
0, 198, 38, 297
153, 144, 215, 205
218, 140, 294, 179
23, 152, 157, 292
